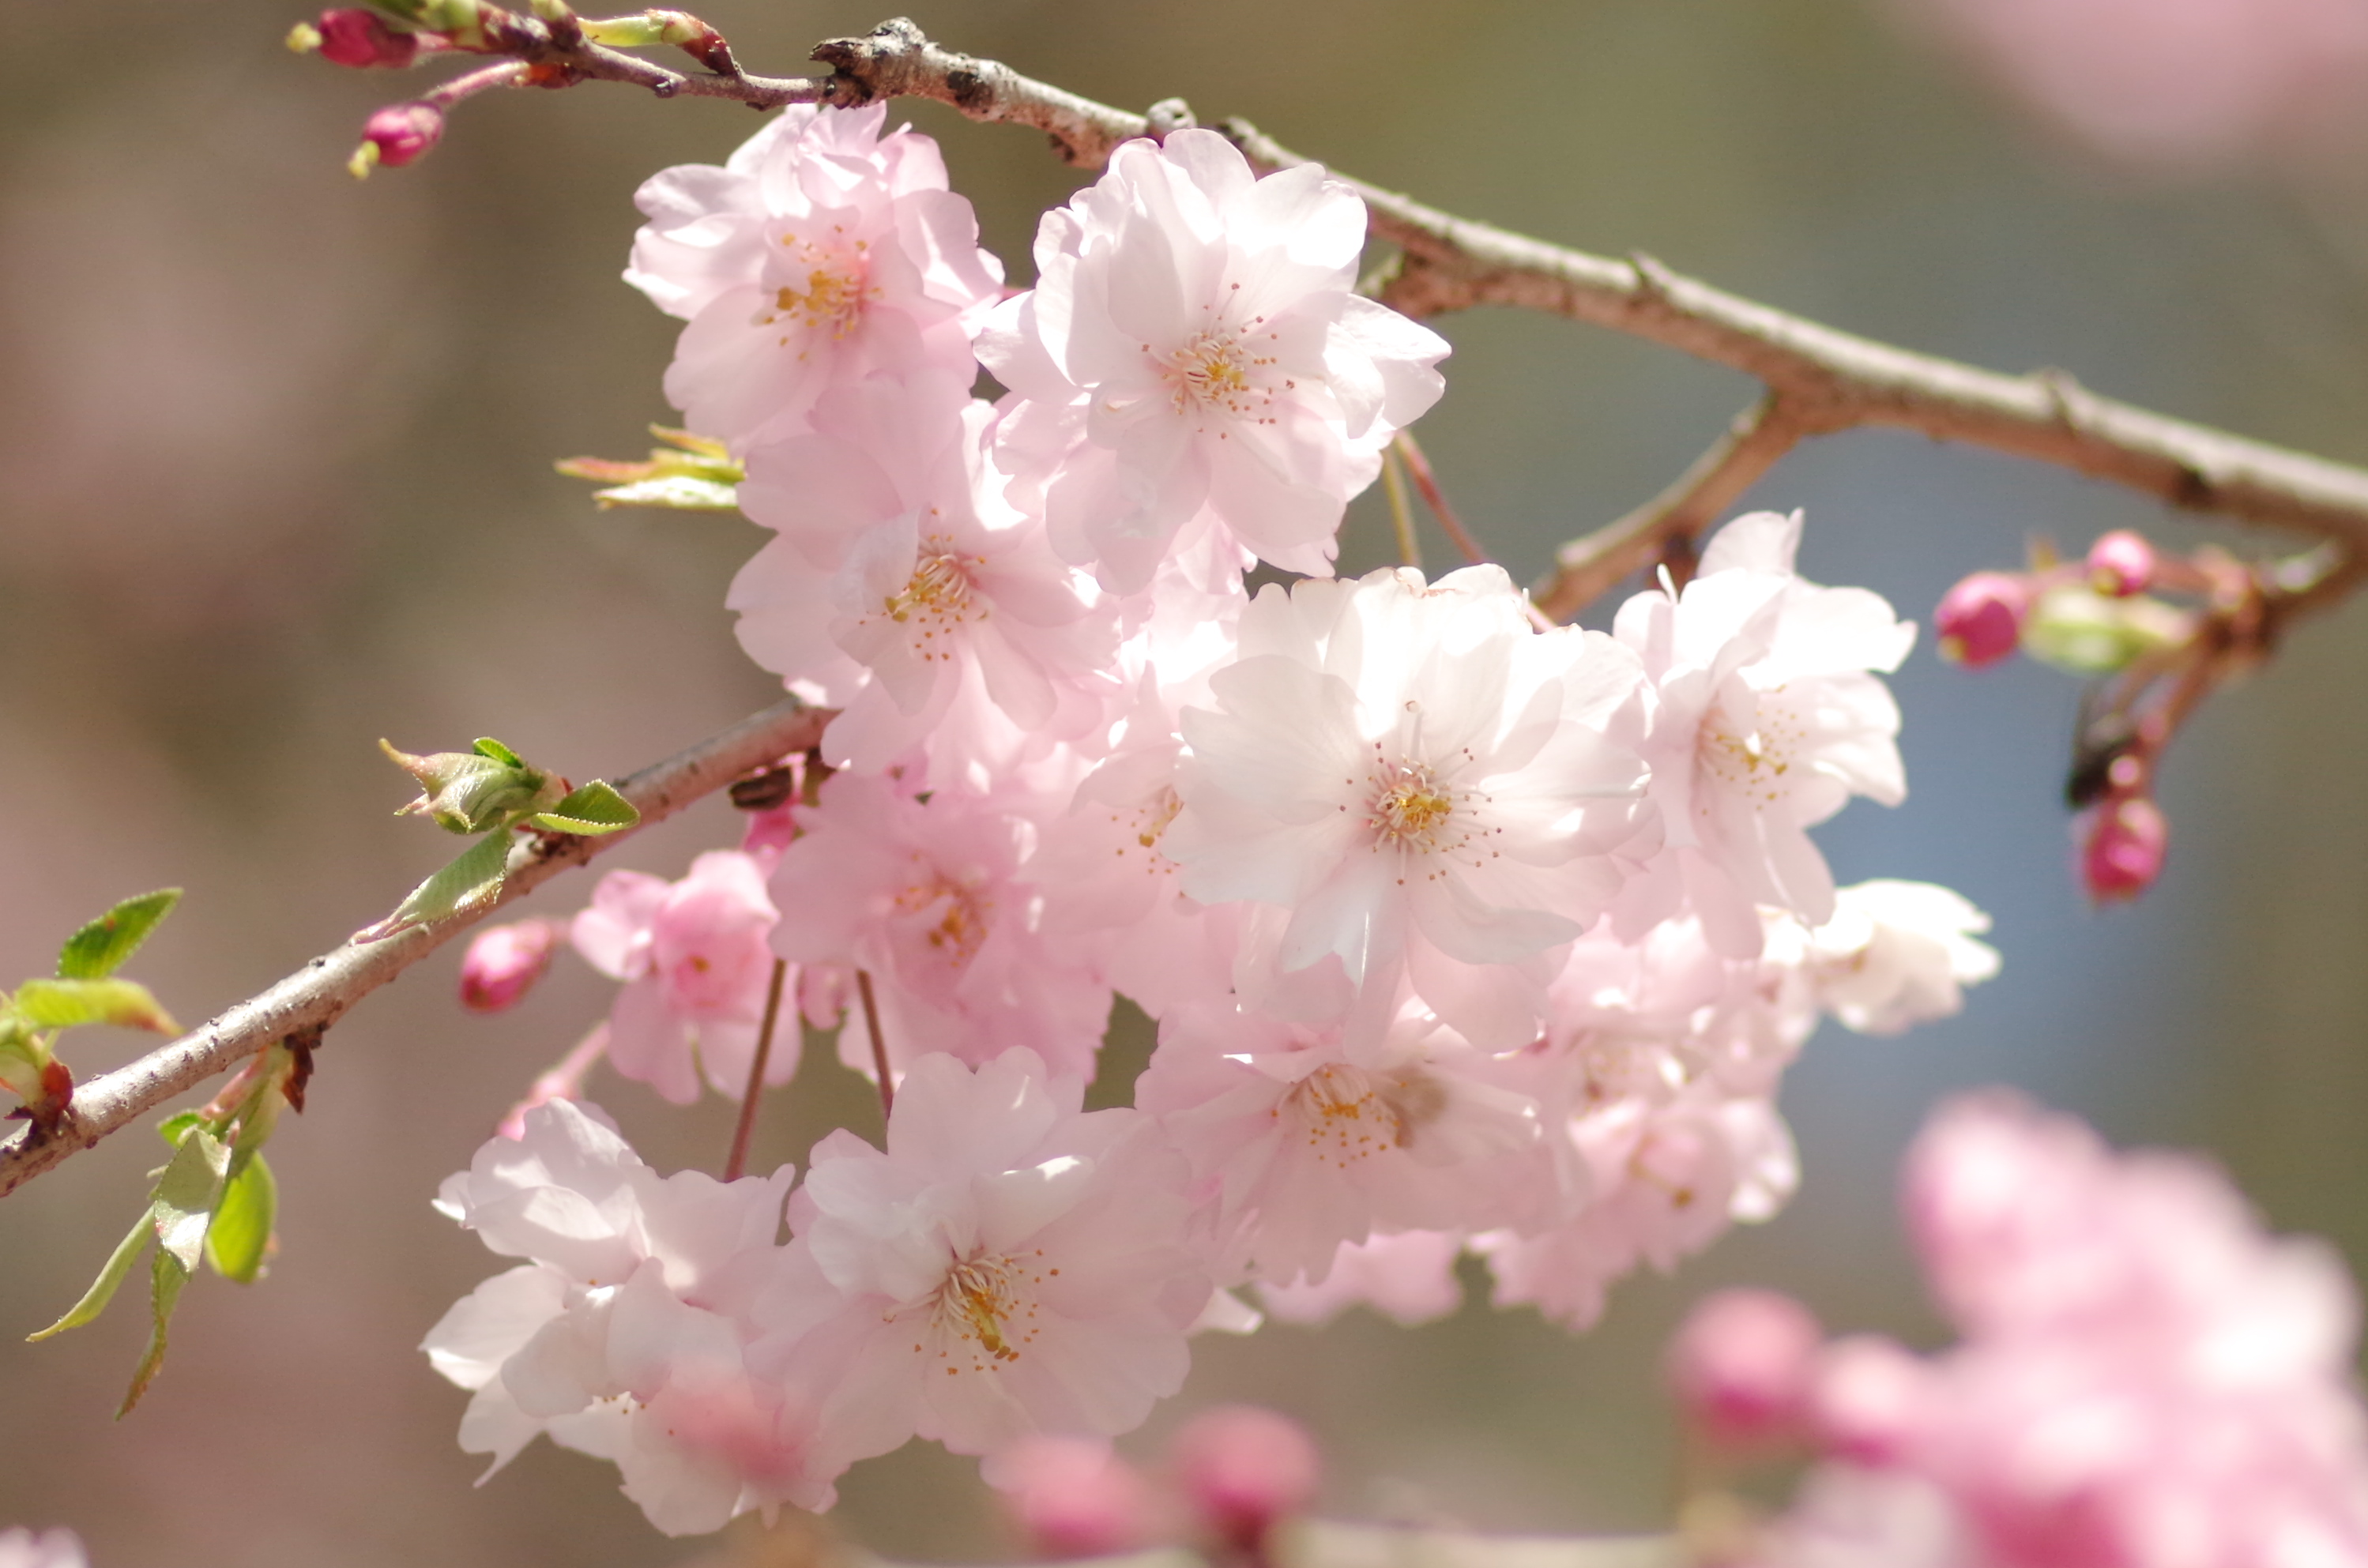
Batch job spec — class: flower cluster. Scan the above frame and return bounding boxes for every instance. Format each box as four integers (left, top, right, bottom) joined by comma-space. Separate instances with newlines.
1672, 1095, 2368, 1566
428, 108, 1999, 1535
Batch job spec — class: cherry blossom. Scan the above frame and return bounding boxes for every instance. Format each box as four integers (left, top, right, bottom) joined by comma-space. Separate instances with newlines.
756, 1051, 1210, 1458
626, 104, 1003, 452
1165, 564, 1650, 1051
570, 851, 800, 1105
1783, 880, 2000, 1036
1256, 1230, 1467, 1328
1137, 998, 1537, 1288
458, 918, 559, 1013
977, 130, 1449, 592
0, 1531, 86, 1568
766, 773, 1112, 1081
1608, 510, 1916, 958
423, 1100, 837, 1535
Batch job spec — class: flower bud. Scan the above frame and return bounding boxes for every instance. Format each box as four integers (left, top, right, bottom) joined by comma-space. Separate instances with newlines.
1169, 1405, 1320, 1549
1934, 571, 2029, 667
349, 102, 444, 179
314, 9, 421, 67
2081, 793, 2169, 903
1806, 1334, 1931, 1465
459, 919, 559, 1013
381, 738, 557, 833
2086, 528, 2157, 597
1666, 1288, 1823, 1449
985, 1437, 1159, 1560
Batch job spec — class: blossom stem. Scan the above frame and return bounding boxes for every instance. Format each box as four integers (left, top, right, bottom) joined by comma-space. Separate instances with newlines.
0, 697, 834, 1199
1380, 446, 1422, 570
722, 958, 789, 1182
1391, 430, 1486, 567
855, 968, 894, 1121
498, 1022, 608, 1139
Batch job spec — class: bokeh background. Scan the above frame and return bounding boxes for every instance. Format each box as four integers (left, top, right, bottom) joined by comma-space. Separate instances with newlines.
6, 2, 2368, 1562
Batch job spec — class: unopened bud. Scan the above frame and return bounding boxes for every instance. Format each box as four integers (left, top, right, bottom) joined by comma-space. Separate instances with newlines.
2086, 529, 2157, 597
1806, 1335, 1931, 1465
314, 9, 423, 66
349, 102, 444, 179
460, 919, 559, 1012
2081, 793, 2168, 903
985, 1437, 1158, 1560
380, 737, 557, 833
1934, 570, 2029, 667
1169, 1405, 1320, 1549
1666, 1288, 1822, 1450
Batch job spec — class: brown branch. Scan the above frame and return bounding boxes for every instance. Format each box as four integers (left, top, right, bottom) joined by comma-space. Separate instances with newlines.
1532, 394, 1805, 622
0, 697, 831, 1199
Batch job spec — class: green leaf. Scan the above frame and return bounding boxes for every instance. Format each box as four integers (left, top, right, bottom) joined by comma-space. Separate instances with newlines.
152, 1125, 230, 1273
156, 1111, 202, 1147
205, 1152, 277, 1284
588, 475, 740, 511
27, 1211, 152, 1342
361, 831, 513, 941
119, 1245, 190, 1417
58, 889, 182, 980
472, 736, 526, 768
13, 978, 179, 1036
529, 780, 640, 836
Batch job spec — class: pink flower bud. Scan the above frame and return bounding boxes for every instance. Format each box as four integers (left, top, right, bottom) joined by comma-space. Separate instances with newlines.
1666, 1288, 1824, 1449
1934, 571, 2030, 667
315, 9, 420, 67
459, 919, 559, 1012
360, 101, 443, 170
986, 1437, 1159, 1560
1806, 1334, 1933, 1465
2086, 529, 2157, 597
1169, 1405, 1320, 1548
2081, 795, 2169, 903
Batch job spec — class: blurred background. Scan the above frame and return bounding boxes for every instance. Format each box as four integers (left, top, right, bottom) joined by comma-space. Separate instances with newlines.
6, 0, 2368, 1562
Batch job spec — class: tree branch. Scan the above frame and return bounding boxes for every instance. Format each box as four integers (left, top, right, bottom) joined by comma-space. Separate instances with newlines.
0, 697, 830, 1199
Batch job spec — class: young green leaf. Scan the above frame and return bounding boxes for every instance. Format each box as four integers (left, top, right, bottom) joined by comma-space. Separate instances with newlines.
156, 1111, 202, 1147
151, 1125, 231, 1273
529, 780, 640, 836
26, 1211, 152, 1343
585, 475, 740, 511
205, 1153, 277, 1284
119, 1246, 191, 1418
12, 978, 180, 1036
471, 736, 526, 768
57, 889, 182, 980
360, 830, 513, 941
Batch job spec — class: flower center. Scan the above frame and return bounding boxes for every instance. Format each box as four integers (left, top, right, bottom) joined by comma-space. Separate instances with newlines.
1696, 685, 1806, 814
915, 1251, 1049, 1373
755, 232, 875, 342
1362, 757, 1475, 859
885, 540, 978, 628
1157, 327, 1276, 419
892, 870, 990, 967
1282, 1064, 1447, 1165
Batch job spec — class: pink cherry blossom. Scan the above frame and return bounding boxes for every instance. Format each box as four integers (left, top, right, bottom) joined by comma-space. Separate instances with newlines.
757, 1051, 1210, 1459
985, 1436, 1161, 1559
1137, 998, 1538, 1288
1668, 1288, 1824, 1449
1165, 564, 1651, 1052
977, 130, 1449, 592
571, 850, 801, 1106
1608, 510, 1916, 958
1256, 1230, 1466, 1328
626, 104, 1003, 452
730, 387, 1122, 786
1169, 1404, 1322, 1548
766, 773, 1113, 1081
422, 1100, 837, 1535
0, 1531, 85, 1568
1782, 880, 2001, 1036
458, 917, 560, 1013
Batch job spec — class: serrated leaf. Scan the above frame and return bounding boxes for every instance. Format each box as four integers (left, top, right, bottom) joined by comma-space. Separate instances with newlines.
471, 736, 526, 768
156, 1111, 201, 1147
529, 780, 639, 836
152, 1126, 230, 1273
360, 832, 513, 941
590, 476, 740, 511
119, 1246, 190, 1417
27, 1211, 152, 1342
57, 889, 182, 980
205, 1152, 276, 1284
13, 979, 179, 1036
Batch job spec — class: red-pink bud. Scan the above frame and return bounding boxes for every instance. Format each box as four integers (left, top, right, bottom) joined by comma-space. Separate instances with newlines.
316, 9, 420, 67
1934, 571, 2030, 667
1806, 1335, 1932, 1466
2081, 794, 2169, 903
459, 919, 559, 1012
1666, 1288, 1823, 1449
359, 101, 443, 171
986, 1437, 1159, 1560
2086, 529, 2157, 597
1169, 1406, 1320, 1548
